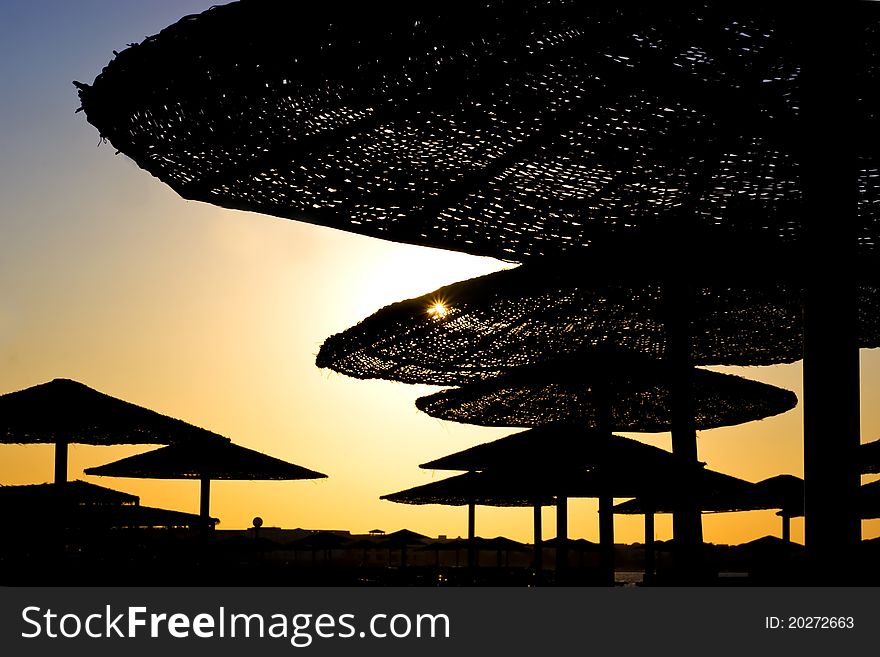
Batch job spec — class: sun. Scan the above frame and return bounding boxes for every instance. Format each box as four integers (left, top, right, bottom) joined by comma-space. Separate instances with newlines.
427, 300, 450, 319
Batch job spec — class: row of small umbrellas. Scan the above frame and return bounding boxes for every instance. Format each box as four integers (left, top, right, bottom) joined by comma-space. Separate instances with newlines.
0, 379, 326, 527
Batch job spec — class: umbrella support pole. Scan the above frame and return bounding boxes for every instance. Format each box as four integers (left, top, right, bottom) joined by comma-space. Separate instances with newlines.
54, 440, 68, 485
598, 494, 614, 586
199, 477, 211, 530
664, 282, 703, 584
467, 498, 476, 573
799, 6, 860, 584
644, 512, 655, 585
556, 496, 568, 583
532, 503, 543, 580
782, 514, 791, 545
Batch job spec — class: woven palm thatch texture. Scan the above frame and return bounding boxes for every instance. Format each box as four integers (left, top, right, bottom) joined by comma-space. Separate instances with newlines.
420, 429, 684, 472
383, 463, 753, 506
381, 470, 557, 507
85, 440, 327, 481
75, 1, 880, 261
415, 350, 797, 430
0, 379, 229, 446
613, 473, 804, 515
317, 262, 880, 385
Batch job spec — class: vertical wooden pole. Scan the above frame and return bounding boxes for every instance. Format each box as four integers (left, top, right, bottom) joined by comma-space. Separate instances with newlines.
555, 495, 568, 581
598, 494, 615, 585
467, 498, 476, 572
781, 514, 791, 545
533, 503, 543, 577
644, 511, 655, 585
595, 397, 617, 585
798, 6, 860, 584
664, 281, 703, 583
199, 477, 211, 523
54, 440, 68, 485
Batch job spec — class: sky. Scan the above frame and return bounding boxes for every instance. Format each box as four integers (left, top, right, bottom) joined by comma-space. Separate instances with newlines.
1, 0, 879, 545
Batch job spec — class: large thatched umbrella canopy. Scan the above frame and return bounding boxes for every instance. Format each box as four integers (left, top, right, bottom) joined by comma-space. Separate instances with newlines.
0, 379, 228, 484
317, 264, 880, 385
74, 1, 880, 261
415, 351, 797, 430
85, 440, 327, 522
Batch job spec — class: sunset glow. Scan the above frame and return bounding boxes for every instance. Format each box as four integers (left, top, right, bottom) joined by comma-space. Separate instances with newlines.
2, 0, 880, 552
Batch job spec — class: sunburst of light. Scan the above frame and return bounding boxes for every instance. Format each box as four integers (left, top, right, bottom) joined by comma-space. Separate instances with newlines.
427, 299, 451, 319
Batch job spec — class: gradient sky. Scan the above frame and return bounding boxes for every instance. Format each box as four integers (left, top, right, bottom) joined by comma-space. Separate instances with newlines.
1, 0, 878, 545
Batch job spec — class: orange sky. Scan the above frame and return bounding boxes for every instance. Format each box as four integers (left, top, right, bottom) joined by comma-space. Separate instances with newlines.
1, 0, 878, 546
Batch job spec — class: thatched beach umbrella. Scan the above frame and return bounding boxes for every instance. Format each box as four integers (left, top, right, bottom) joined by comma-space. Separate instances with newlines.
0, 379, 227, 484
73, 2, 880, 263
75, 1, 876, 576
288, 531, 350, 564
415, 350, 798, 431
0, 480, 139, 507
85, 439, 327, 523
0, 481, 213, 531
377, 529, 430, 569
615, 474, 804, 545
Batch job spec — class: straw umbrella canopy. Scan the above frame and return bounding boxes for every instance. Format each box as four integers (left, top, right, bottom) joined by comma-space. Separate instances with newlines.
73, 2, 880, 263
615, 474, 805, 543
318, 264, 880, 385
0, 379, 228, 484
414, 350, 798, 430
0, 480, 139, 508
74, 0, 874, 575
85, 440, 327, 523
0, 481, 213, 530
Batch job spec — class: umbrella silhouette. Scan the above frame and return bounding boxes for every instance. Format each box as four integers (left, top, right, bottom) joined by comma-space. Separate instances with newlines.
85, 440, 326, 523
377, 529, 431, 569
0, 480, 213, 530
74, 3, 880, 263
0, 379, 228, 484
615, 474, 805, 546
415, 349, 797, 431
74, 1, 875, 575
